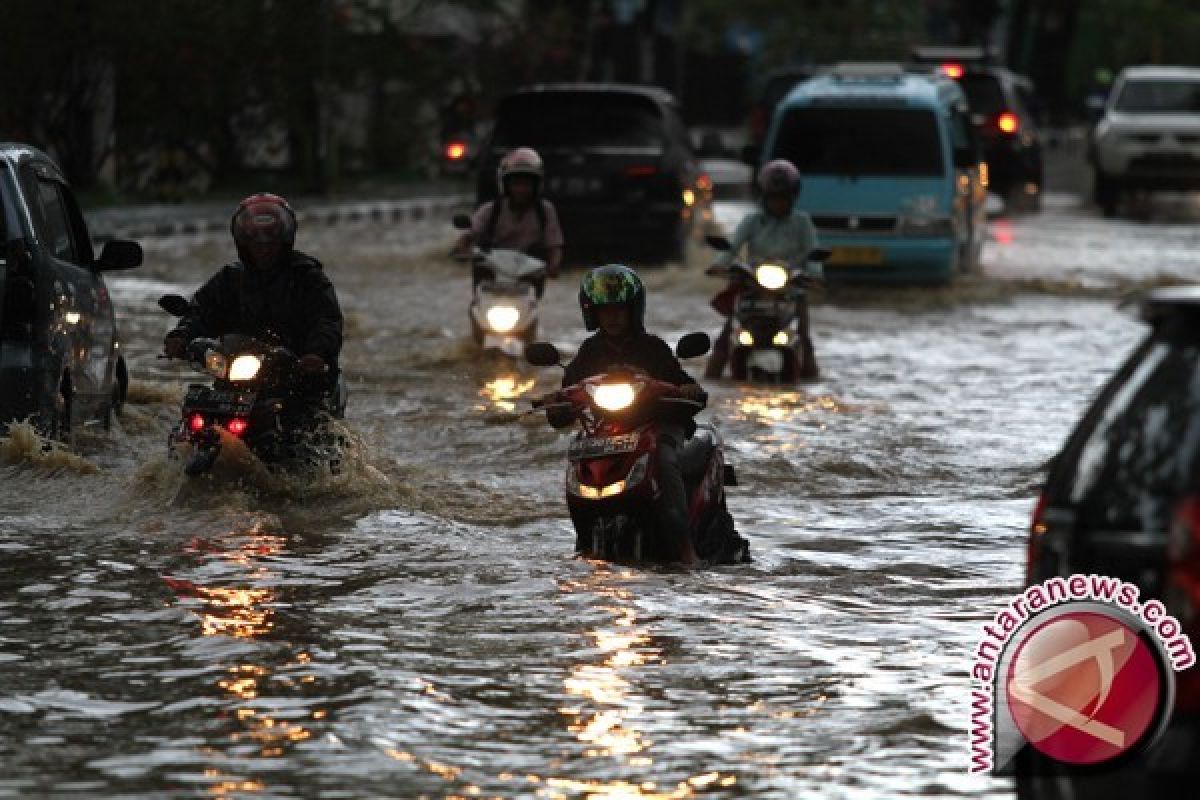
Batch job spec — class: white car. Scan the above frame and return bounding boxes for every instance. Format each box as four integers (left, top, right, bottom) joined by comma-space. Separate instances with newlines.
1091, 66, 1200, 216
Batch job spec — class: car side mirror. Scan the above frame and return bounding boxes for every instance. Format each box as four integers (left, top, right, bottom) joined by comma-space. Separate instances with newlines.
452, 213, 472, 230
96, 239, 142, 270
675, 332, 711, 360
524, 341, 562, 367
705, 234, 732, 252
158, 294, 191, 317
740, 144, 761, 167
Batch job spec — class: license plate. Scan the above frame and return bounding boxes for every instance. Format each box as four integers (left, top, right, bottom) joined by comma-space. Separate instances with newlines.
828, 246, 884, 266
748, 349, 785, 374
185, 387, 256, 415
568, 432, 640, 461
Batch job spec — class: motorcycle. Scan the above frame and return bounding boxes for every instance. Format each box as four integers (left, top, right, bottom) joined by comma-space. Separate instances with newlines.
453, 213, 545, 358
158, 294, 348, 477
705, 234, 829, 383
525, 333, 748, 565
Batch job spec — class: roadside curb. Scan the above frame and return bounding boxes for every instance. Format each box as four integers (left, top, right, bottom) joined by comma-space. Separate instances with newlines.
87, 193, 472, 242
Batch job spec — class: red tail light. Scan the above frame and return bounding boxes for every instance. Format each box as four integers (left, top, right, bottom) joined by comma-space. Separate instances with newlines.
226, 418, 249, 437
940, 63, 965, 79
997, 112, 1019, 134
697, 174, 713, 191
187, 413, 206, 433
1026, 492, 1048, 584
1168, 495, 1200, 710
444, 141, 467, 161
624, 165, 658, 178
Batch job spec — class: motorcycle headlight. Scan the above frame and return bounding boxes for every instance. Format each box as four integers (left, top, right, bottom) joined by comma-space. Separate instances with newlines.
228, 354, 262, 382
204, 351, 228, 379
772, 330, 791, 346
737, 330, 755, 347
485, 305, 521, 333
755, 263, 789, 290
587, 382, 641, 412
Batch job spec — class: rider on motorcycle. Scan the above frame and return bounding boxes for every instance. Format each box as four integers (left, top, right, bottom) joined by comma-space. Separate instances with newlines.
706, 159, 821, 381
546, 265, 706, 564
163, 193, 344, 403
455, 147, 564, 284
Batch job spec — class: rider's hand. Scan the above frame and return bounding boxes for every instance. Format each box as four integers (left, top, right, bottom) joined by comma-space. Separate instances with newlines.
678, 383, 706, 402
298, 354, 329, 374
163, 333, 188, 359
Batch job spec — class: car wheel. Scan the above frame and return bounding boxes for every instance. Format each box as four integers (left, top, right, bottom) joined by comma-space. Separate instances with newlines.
1094, 170, 1120, 217
45, 372, 73, 444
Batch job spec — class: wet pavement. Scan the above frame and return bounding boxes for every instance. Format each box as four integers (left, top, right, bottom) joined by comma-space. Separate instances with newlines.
3, 188, 1200, 798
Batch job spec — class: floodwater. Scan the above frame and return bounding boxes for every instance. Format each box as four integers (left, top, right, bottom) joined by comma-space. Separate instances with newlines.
3, 191, 1199, 798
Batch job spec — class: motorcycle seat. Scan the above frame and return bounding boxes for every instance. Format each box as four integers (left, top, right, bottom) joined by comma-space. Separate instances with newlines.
679, 428, 716, 479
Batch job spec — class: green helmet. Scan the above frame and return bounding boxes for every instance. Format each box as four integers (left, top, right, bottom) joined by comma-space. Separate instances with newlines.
579, 264, 646, 331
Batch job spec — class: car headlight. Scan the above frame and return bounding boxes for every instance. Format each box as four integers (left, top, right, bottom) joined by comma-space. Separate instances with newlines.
205, 351, 228, 379
587, 382, 641, 411
755, 263, 789, 290
737, 330, 755, 347
228, 354, 262, 382
772, 331, 791, 346
485, 305, 521, 333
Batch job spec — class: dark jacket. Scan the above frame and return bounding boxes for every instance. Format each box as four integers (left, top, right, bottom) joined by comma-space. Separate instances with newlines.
552, 331, 699, 431
172, 251, 343, 371
563, 331, 696, 388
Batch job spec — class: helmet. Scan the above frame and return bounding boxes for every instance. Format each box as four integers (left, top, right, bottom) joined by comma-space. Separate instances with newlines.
496, 147, 544, 197
757, 159, 802, 197
579, 264, 645, 332
231, 193, 296, 270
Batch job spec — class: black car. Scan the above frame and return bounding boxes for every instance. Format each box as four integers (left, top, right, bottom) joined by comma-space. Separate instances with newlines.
0, 143, 142, 440
475, 83, 701, 263
911, 47, 1044, 212
1021, 287, 1200, 796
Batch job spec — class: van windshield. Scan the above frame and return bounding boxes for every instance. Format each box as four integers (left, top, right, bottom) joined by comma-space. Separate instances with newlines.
772, 107, 945, 177
1114, 80, 1200, 113
492, 93, 665, 150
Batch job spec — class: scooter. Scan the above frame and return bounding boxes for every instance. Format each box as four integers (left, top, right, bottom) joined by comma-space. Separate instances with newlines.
705, 234, 829, 383
525, 333, 748, 565
158, 294, 347, 477
452, 214, 545, 358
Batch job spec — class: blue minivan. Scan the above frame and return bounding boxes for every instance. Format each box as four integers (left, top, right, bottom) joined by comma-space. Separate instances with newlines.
760, 64, 988, 285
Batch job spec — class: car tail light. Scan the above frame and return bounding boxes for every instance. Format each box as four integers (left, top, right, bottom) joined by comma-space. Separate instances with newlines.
940, 63, 964, 79
996, 112, 1019, 135
444, 141, 468, 161
624, 165, 658, 178
1025, 491, 1049, 584
226, 418, 249, 437
188, 413, 206, 433
697, 174, 713, 191
1167, 495, 1200, 710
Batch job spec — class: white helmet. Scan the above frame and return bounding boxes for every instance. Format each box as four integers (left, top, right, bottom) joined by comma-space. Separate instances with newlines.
496, 147, 544, 197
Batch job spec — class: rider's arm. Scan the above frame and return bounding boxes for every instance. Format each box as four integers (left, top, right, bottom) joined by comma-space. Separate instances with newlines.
542, 201, 565, 276
171, 267, 230, 341
798, 212, 823, 279
298, 269, 344, 366
716, 212, 756, 266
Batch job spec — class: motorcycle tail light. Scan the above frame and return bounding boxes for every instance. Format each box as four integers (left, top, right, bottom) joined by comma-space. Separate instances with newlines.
445, 141, 468, 160
226, 418, 249, 437
188, 413, 206, 433
997, 112, 1019, 134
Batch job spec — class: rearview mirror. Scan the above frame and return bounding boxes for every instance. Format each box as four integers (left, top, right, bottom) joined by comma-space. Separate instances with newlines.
675, 332, 711, 360
96, 239, 142, 270
524, 341, 562, 367
158, 294, 191, 317
452, 213, 472, 230
705, 234, 732, 251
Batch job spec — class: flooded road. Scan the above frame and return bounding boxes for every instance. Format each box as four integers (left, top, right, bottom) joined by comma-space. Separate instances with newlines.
3, 191, 1199, 798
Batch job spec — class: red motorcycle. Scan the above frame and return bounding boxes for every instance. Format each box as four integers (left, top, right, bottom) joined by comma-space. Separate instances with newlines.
526, 334, 748, 565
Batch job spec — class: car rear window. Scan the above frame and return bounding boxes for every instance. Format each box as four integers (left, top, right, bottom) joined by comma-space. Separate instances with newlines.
958, 74, 1007, 116
771, 107, 945, 177
1114, 80, 1200, 113
1060, 324, 1200, 532
492, 93, 665, 150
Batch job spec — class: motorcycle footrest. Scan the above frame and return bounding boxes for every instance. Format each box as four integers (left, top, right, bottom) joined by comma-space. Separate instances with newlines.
723, 464, 738, 486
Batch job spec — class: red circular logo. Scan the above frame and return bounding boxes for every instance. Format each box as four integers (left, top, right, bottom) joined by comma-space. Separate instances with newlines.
1006, 611, 1164, 765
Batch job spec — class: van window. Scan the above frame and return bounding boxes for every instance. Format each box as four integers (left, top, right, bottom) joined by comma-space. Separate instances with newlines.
492, 93, 664, 150
772, 107, 945, 177
34, 178, 80, 263
959, 74, 1007, 116
1115, 80, 1200, 113
1062, 329, 1200, 532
